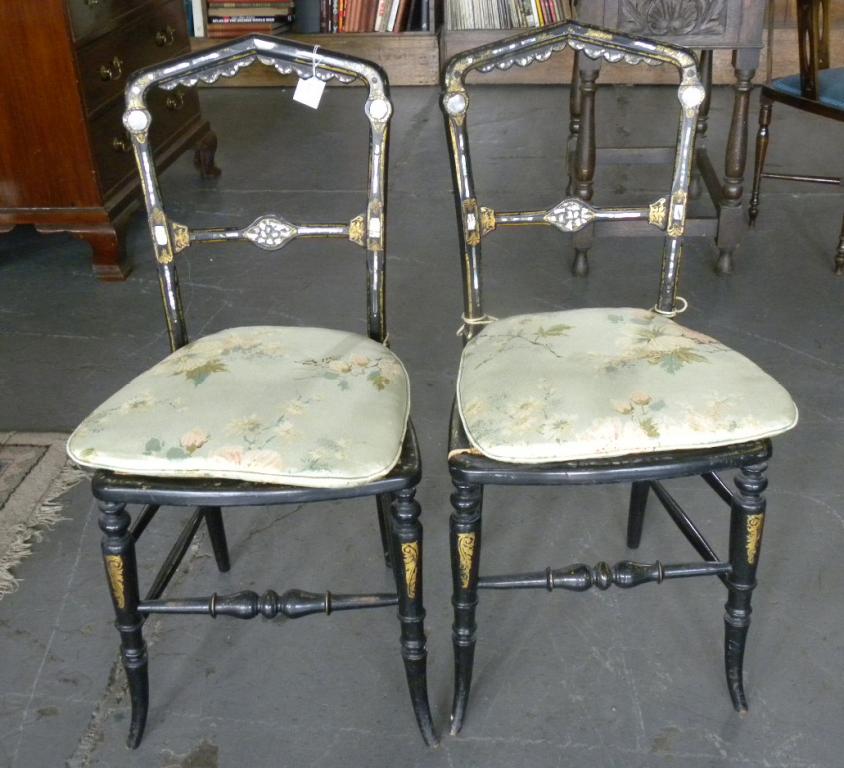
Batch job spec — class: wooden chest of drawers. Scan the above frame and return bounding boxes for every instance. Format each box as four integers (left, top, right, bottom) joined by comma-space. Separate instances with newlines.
0, 0, 214, 279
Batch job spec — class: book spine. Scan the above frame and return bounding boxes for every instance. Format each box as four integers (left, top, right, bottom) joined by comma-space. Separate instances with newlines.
365, 0, 376, 30
206, 21, 280, 29
208, 15, 291, 22
386, 0, 399, 31
374, 0, 387, 30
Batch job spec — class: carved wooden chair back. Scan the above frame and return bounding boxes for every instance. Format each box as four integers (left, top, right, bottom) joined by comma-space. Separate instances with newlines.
442, 22, 706, 327
123, 35, 393, 350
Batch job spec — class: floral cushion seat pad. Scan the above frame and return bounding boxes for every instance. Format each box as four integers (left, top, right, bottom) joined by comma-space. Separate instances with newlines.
67, 326, 410, 488
456, 308, 798, 463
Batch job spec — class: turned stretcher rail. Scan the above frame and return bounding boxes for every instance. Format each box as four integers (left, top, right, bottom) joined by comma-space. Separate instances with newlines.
478, 560, 732, 592
138, 589, 399, 619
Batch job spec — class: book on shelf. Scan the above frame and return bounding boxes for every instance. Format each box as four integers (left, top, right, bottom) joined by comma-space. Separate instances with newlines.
184, 0, 206, 35
447, 0, 571, 30
317, 0, 428, 32
206, 0, 295, 37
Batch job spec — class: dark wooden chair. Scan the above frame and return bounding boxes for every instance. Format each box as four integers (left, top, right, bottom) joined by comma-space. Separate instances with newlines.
749, 0, 844, 272
442, 22, 798, 735
66, 37, 436, 748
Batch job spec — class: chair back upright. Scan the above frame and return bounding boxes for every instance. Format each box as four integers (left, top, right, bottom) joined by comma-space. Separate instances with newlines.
441, 22, 705, 334
796, 0, 831, 99
122, 36, 393, 351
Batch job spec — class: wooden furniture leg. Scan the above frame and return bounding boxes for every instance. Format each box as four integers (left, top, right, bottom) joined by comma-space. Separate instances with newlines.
572, 59, 599, 277
376, 492, 394, 568
690, 50, 713, 200
626, 481, 650, 549
449, 480, 482, 735
36, 220, 131, 281
724, 463, 767, 712
389, 487, 437, 746
566, 52, 582, 196
99, 500, 149, 748
716, 53, 757, 275
749, 96, 773, 227
202, 506, 231, 572
194, 129, 221, 179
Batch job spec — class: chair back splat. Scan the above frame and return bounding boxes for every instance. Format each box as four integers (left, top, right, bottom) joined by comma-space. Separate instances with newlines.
123, 35, 392, 350
441, 21, 706, 327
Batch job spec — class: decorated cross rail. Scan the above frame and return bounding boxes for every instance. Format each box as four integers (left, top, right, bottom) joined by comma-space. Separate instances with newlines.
138, 589, 399, 619
478, 560, 732, 591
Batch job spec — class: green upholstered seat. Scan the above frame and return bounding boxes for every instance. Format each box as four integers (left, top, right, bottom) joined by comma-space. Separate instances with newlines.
68, 326, 410, 488
457, 308, 798, 464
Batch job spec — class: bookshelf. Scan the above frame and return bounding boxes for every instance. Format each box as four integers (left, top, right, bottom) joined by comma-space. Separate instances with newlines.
440, 0, 844, 86
184, 0, 844, 88
190, 0, 439, 84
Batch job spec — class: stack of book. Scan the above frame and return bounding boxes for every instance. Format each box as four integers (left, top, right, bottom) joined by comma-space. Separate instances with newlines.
319, 0, 428, 31
448, 0, 569, 30
206, 1, 295, 38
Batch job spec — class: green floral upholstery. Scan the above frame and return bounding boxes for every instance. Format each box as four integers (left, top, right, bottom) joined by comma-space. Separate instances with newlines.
67, 326, 410, 488
456, 308, 798, 463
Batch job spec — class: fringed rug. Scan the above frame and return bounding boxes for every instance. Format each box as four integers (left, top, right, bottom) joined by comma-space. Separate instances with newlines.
0, 432, 85, 598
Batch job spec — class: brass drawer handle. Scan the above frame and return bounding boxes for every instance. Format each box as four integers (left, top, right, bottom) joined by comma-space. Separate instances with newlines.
154, 25, 176, 47
166, 91, 185, 111
112, 132, 131, 153
99, 56, 123, 81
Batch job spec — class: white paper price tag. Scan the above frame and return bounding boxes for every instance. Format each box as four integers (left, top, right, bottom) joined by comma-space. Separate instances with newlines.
293, 77, 325, 109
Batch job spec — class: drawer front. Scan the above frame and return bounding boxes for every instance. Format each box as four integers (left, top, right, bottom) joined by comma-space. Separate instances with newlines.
77, 0, 191, 115
68, 0, 155, 42
90, 85, 200, 195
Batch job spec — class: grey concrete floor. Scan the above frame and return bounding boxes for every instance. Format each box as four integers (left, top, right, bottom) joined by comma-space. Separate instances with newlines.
1, 83, 843, 768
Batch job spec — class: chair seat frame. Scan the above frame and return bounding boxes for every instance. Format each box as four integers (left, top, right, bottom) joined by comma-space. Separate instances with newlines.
87, 36, 436, 749
442, 22, 777, 736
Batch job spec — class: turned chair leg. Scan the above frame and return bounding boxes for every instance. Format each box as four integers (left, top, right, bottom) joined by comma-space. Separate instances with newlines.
565, 52, 582, 197
724, 462, 767, 712
99, 500, 149, 748
376, 492, 393, 568
834, 212, 844, 275
626, 481, 650, 549
449, 480, 482, 735
389, 487, 437, 746
689, 50, 713, 200
193, 130, 221, 179
571, 62, 599, 277
202, 506, 230, 572
749, 97, 773, 227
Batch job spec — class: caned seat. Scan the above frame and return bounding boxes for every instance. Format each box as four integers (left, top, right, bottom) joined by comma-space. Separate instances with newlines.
67, 37, 436, 750
456, 308, 797, 464
68, 326, 410, 488
441, 22, 798, 737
